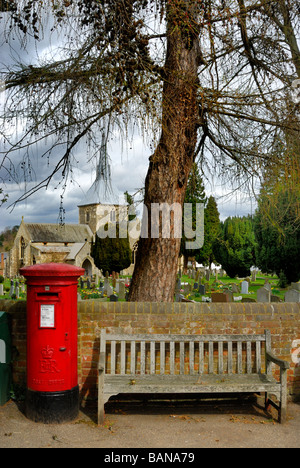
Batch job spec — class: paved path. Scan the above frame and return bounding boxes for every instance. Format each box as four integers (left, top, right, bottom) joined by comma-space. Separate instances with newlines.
0, 398, 300, 449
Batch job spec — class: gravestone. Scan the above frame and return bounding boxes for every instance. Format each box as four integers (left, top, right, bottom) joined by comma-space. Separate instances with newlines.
205, 270, 210, 282
211, 292, 230, 303
110, 294, 118, 302
264, 282, 272, 292
106, 285, 113, 297
223, 289, 233, 302
0, 284, 3, 296
241, 281, 249, 295
198, 284, 205, 295
257, 287, 271, 303
271, 295, 281, 303
175, 294, 185, 302
104, 278, 110, 294
118, 282, 126, 301
15, 282, 20, 299
231, 283, 240, 293
9, 280, 14, 297
285, 289, 300, 303
193, 282, 199, 291
251, 270, 257, 282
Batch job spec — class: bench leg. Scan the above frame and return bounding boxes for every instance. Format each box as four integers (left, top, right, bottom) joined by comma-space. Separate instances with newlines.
98, 391, 104, 426
264, 392, 270, 410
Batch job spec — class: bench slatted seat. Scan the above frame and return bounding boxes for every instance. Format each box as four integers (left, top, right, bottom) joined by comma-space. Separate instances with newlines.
98, 330, 289, 425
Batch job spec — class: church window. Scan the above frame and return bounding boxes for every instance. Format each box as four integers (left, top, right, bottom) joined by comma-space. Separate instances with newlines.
110, 209, 116, 223
20, 237, 26, 259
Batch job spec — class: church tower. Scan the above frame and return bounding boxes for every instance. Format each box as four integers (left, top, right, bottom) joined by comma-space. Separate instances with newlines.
78, 137, 128, 235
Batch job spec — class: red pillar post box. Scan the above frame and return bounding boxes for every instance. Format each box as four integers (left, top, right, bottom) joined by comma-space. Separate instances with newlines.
20, 263, 84, 424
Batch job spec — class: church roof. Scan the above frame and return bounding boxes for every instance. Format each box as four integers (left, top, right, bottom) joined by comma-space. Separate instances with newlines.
78, 178, 120, 207
24, 223, 93, 243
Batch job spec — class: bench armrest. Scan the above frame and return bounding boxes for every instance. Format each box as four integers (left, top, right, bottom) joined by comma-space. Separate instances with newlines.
266, 351, 290, 370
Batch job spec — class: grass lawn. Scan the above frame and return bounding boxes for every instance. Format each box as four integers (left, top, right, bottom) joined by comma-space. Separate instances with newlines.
181, 273, 286, 302
0, 273, 288, 303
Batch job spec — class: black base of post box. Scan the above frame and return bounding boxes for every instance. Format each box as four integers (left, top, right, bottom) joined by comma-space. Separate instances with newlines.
26, 386, 79, 424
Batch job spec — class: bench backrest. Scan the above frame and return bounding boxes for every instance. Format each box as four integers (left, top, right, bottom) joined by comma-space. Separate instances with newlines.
100, 330, 271, 377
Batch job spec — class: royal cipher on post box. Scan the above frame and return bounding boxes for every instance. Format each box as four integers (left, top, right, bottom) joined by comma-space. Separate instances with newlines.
20, 263, 84, 424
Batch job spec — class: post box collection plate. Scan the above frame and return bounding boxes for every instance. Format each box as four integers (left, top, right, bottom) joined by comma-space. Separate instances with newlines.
40, 305, 55, 328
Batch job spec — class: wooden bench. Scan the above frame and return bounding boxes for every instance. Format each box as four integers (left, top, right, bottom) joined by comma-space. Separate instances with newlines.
98, 330, 289, 425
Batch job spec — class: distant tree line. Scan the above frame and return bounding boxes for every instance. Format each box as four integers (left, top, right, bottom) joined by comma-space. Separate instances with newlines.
181, 167, 300, 284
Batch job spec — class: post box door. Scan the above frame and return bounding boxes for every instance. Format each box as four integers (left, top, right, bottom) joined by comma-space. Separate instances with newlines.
27, 289, 77, 393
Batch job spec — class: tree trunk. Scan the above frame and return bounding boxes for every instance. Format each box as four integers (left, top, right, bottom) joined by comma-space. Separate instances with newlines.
128, 2, 201, 302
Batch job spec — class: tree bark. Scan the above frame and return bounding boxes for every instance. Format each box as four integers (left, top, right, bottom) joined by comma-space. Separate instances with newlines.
128, 2, 202, 302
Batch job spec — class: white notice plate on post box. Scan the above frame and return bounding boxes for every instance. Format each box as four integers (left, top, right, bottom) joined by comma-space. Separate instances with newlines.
40, 305, 55, 328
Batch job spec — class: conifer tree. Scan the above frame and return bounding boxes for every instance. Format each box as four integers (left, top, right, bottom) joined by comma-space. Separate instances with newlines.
91, 224, 132, 276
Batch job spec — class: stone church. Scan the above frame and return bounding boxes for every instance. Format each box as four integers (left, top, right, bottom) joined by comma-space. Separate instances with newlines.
7, 162, 139, 278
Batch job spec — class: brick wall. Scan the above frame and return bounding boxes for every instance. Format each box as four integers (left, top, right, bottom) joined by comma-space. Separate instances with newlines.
1, 300, 300, 405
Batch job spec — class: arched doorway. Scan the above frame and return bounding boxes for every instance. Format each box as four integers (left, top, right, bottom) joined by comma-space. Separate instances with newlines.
82, 258, 93, 277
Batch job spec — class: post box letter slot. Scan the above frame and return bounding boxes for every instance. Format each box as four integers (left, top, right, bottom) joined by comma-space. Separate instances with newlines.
37, 293, 59, 298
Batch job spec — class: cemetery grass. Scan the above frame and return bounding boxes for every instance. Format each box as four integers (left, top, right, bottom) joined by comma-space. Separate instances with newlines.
0, 275, 287, 302
182, 274, 286, 303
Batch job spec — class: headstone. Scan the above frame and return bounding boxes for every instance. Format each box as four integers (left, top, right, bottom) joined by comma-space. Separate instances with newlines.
231, 283, 240, 293
104, 278, 110, 293
110, 294, 118, 302
198, 284, 205, 295
241, 281, 249, 295
175, 294, 185, 303
211, 292, 230, 303
193, 282, 199, 291
106, 285, 113, 297
15, 282, 20, 299
0, 284, 3, 296
251, 270, 257, 282
183, 283, 191, 295
257, 287, 271, 303
271, 295, 282, 303
223, 289, 233, 302
118, 282, 126, 301
219, 269, 224, 278
205, 270, 210, 282
9, 280, 14, 297
264, 282, 272, 292
285, 289, 300, 303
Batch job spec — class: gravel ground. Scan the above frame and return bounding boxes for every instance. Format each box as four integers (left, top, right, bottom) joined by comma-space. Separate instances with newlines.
0, 397, 300, 449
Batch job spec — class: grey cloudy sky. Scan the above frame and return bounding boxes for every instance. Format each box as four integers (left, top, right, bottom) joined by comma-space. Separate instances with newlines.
0, 10, 256, 233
